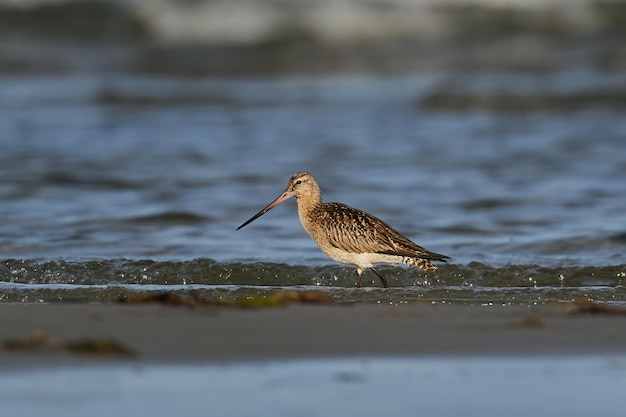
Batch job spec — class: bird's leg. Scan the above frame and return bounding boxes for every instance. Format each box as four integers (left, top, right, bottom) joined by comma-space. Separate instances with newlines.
370, 267, 389, 288
356, 268, 363, 288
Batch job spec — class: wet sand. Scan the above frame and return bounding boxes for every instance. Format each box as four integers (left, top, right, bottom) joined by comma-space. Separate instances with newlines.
1, 302, 626, 367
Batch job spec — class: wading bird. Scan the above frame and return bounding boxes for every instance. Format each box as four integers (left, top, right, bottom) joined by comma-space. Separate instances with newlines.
236, 172, 449, 288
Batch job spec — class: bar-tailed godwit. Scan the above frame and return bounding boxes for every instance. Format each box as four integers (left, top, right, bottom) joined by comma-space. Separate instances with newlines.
236, 172, 449, 288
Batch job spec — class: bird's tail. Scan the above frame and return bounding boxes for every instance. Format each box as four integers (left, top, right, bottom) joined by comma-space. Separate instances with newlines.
403, 257, 439, 271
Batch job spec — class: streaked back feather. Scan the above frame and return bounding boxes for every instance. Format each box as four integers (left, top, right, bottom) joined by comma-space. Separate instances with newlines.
310, 202, 449, 262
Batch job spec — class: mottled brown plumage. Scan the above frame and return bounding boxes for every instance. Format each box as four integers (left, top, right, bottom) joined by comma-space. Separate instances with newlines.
237, 171, 449, 288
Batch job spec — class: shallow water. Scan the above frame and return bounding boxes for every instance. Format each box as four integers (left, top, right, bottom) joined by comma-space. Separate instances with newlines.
0, 259, 625, 304
1, 356, 626, 417
1, 73, 625, 304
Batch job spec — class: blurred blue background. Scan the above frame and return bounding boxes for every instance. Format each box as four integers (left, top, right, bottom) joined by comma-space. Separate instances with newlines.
0, 0, 625, 267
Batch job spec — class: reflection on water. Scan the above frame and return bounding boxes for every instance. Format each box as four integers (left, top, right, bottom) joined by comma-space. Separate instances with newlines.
1, 356, 625, 417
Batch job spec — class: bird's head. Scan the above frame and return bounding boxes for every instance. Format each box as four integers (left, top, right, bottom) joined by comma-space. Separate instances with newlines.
236, 171, 320, 230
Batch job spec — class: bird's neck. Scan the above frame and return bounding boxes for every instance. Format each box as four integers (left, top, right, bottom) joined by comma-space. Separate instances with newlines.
296, 191, 322, 226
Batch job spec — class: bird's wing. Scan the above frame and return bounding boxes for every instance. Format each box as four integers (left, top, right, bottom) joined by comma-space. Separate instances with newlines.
317, 203, 449, 261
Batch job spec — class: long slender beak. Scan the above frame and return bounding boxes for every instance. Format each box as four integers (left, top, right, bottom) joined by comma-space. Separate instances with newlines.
236, 189, 294, 230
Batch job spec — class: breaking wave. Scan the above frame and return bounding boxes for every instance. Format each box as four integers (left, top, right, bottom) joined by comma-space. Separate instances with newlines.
1, 258, 624, 304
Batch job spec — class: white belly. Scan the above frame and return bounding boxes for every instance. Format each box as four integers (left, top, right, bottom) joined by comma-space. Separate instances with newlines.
320, 245, 402, 270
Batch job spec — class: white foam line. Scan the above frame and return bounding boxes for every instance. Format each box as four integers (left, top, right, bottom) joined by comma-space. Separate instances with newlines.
0, 281, 333, 292
0, 281, 616, 293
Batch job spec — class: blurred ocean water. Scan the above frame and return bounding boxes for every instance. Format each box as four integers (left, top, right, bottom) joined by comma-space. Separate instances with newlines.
0, 74, 624, 303
0, 0, 625, 303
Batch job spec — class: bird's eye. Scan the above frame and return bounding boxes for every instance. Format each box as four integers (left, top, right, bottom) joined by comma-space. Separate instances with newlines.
295, 180, 302, 185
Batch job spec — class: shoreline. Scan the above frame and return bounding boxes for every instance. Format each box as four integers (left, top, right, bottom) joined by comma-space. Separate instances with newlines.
2, 302, 626, 368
